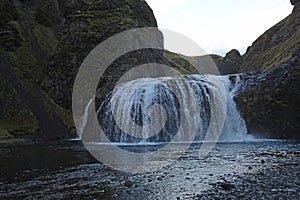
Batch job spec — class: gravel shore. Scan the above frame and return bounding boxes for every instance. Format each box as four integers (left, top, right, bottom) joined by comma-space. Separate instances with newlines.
1, 141, 299, 199
194, 151, 300, 200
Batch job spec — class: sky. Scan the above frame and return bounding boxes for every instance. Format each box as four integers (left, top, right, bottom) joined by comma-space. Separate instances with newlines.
145, 0, 293, 56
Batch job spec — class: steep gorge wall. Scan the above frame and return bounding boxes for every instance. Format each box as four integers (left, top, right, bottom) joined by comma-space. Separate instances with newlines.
0, 0, 160, 139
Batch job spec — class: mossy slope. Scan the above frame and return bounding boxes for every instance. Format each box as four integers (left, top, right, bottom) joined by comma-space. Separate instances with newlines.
0, 0, 158, 139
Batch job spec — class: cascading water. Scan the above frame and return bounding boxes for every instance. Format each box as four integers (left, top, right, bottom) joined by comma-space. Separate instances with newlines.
220, 75, 249, 141
77, 98, 94, 139
81, 74, 249, 144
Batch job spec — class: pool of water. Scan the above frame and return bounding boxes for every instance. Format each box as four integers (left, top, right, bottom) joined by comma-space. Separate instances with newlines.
0, 140, 299, 199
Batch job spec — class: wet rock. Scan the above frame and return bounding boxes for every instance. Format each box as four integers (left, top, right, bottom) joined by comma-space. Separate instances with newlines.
261, 184, 267, 188
220, 182, 235, 191
124, 179, 133, 188
209, 183, 217, 187
270, 194, 288, 200
284, 188, 296, 193
235, 53, 300, 139
219, 49, 242, 75
249, 177, 257, 183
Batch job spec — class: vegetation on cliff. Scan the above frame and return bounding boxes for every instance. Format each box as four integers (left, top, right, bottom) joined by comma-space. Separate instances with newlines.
0, 0, 160, 139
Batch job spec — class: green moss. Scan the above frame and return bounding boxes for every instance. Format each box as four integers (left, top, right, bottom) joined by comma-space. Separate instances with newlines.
0, 138, 25, 144
0, 127, 13, 139
41, 91, 74, 129
241, 11, 300, 71
8, 21, 23, 34
33, 25, 58, 56
0, 113, 39, 136
165, 51, 199, 75
7, 45, 37, 81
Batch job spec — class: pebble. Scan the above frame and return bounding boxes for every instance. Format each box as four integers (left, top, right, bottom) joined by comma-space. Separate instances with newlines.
284, 188, 296, 193
261, 184, 267, 188
220, 182, 235, 191
124, 179, 133, 188
270, 194, 288, 200
249, 177, 257, 183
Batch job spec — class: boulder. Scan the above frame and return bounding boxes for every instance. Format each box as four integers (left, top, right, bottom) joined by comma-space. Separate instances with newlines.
218, 49, 242, 75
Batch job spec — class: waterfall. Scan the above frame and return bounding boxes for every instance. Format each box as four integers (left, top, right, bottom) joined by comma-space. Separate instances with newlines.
220, 75, 249, 141
78, 98, 94, 139
91, 74, 249, 143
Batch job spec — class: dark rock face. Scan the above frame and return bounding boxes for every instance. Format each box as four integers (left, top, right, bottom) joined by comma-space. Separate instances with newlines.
218, 49, 242, 75
35, 0, 63, 27
234, 49, 300, 139
0, 0, 160, 139
42, 0, 161, 109
291, 0, 300, 6
0, 0, 23, 51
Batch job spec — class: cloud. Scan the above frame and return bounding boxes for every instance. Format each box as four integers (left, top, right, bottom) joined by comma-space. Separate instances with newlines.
146, 0, 293, 56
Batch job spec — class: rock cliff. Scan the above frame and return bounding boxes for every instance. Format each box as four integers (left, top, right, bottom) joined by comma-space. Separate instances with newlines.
0, 0, 159, 139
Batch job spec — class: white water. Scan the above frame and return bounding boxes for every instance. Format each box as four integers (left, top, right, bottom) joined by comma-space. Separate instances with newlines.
220, 76, 252, 141
79, 74, 250, 143
77, 98, 93, 139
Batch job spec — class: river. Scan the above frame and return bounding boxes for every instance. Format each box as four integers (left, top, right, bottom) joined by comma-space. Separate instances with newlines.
1, 140, 299, 199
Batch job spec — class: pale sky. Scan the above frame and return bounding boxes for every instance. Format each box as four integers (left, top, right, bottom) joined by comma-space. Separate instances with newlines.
146, 0, 293, 56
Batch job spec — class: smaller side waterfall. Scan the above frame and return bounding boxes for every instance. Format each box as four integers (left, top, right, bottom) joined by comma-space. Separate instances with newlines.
78, 98, 94, 139
220, 75, 250, 141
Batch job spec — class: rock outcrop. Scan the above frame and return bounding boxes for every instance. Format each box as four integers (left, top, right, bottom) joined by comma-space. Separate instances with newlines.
218, 49, 242, 75
234, 49, 300, 139
0, 0, 160, 139
291, 0, 300, 12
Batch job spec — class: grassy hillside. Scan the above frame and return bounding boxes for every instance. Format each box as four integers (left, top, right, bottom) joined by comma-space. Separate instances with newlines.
165, 51, 223, 75
240, 4, 300, 71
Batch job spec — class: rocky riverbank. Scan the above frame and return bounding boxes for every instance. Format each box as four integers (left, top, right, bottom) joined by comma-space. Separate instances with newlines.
1, 141, 299, 199
193, 150, 300, 200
